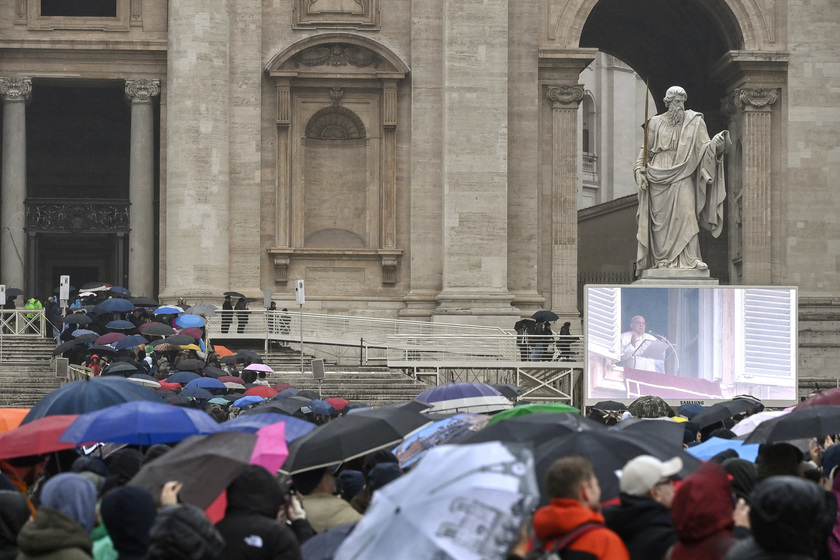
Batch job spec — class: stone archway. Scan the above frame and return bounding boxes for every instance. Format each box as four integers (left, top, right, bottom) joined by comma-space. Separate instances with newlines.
541, 0, 788, 287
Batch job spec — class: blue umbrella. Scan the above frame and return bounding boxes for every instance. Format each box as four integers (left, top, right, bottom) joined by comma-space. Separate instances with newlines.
184, 377, 227, 391
98, 299, 136, 313
414, 382, 512, 414
175, 314, 205, 329
216, 413, 315, 441
109, 286, 132, 297
60, 400, 218, 446
273, 388, 299, 399
232, 396, 266, 408
106, 320, 136, 330
21, 377, 162, 424
113, 335, 149, 350
71, 329, 98, 338
686, 436, 760, 462
167, 371, 202, 384
154, 306, 184, 315
305, 400, 336, 416
180, 387, 214, 400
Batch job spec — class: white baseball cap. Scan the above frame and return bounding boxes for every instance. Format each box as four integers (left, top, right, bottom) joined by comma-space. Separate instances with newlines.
619, 455, 683, 496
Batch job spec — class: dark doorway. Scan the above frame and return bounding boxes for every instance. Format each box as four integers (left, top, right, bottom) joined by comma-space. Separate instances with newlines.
35, 234, 121, 300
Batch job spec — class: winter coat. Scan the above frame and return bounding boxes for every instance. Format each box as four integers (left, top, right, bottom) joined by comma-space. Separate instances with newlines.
15, 507, 93, 560
722, 537, 813, 560
297, 492, 363, 534
531, 498, 630, 560
668, 462, 738, 560
215, 466, 303, 560
603, 493, 676, 560
0, 491, 30, 560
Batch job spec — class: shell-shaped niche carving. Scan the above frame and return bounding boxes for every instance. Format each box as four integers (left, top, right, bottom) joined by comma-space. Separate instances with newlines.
305, 107, 366, 140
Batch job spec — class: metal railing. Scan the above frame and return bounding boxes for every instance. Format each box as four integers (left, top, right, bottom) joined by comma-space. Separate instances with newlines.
385, 334, 583, 366
0, 309, 46, 337
68, 364, 93, 381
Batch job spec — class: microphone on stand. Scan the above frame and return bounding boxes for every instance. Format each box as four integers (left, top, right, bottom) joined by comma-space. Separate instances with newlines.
648, 330, 668, 341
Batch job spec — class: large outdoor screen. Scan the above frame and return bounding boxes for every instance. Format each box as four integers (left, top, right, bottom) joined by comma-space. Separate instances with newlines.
584, 285, 798, 407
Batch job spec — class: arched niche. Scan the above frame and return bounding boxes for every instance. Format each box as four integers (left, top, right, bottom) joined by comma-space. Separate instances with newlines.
265, 34, 409, 286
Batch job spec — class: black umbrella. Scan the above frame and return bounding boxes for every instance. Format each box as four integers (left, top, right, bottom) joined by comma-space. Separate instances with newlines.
457, 412, 603, 446
300, 522, 357, 560
531, 310, 559, 323
224, 291, 246, 298
691, 399, 757, 429
175, 359, 205, 373
593, 400, 627, 411
281, 402, 434, 474
63, 313, 93, 325
73, 333, 100, 345
744, 405, 840, 444
610, 418, 686, 451
5, 288, 24, 297
163, 334, 196, 346
220, 355, 246, 365
130, 297, 159, 307
141, 323, 176, 337
533, 428, 701, 502
52, 339, 82, 356
88, 344, 119, 355
236, 349, 263, 364
202, 366, 227, 379
297, 390, 320, 401
240, 397, 311, 418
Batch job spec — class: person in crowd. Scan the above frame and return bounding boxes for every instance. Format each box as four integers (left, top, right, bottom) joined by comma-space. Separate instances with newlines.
235, 297, 250, 334
215, 465, 310, 559
603, 455, 681, 560
44, 296, 61, 341
221, 295, 233, 334
16, 472, 98, 560
722, 476, 833, 560
529, 456, 630, 559
291, 467, 363, 533
755, 442, 804, 481
147, 504, 225, 560
100, 485, 158, 560
721, 457, 757, 504
668, 462, 750, 560
0, 455, 48, 517
0, 490, 30, 560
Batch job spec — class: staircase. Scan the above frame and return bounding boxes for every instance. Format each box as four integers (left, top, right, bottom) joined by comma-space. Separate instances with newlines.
0, 337, 63, 407
0, 338, 430, 409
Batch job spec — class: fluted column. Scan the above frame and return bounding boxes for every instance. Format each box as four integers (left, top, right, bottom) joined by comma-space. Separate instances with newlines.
163, 0, 230, 301
125, 79, 160, 298
0, 77, 31, 293
547, 84, 584, 321
735, 88, 777, 284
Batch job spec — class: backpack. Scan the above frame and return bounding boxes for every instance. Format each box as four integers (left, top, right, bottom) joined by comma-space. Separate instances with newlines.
524, 523, 603, 560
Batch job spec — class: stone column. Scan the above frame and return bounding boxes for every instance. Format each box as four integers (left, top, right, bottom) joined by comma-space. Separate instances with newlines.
162, 0, 230, 302
125, 79, 160, 298
0, 77, 31, 293
433, 0, 518, 326
734, 88, 778, 284
547, 84, 584, 322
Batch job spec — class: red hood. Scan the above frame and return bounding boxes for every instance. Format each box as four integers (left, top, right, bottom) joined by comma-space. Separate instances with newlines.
671, 462, 734, 543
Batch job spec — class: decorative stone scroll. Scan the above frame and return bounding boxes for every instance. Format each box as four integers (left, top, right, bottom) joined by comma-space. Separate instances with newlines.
547, 85, 585, 108
0, 77, 32, 101
273, 256, 290, 284
734, 88, 778, 110
25, 200, 130, 233
381, 256, 398, 285
125, 79, 160, 102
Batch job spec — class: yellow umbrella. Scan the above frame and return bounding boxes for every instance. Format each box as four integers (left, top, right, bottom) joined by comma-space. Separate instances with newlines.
180, 344, 202, 352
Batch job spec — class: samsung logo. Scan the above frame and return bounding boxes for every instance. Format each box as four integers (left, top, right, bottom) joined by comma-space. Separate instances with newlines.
680, 400, 704, 405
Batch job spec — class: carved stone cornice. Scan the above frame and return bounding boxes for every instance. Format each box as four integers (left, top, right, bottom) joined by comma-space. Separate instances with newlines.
547, 85, 584, 109
0, 77, 32, 102
125, 79, 161, 102
25, 199, 131, 233
734, 88, 778, 111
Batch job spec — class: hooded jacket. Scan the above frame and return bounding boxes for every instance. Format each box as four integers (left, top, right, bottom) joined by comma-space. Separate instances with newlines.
669, 462, 737, 560
215, 466, 303, 560
0, 490, 30, 560
531, 498, 629, 560
603, 493, 676, 560
15, 507, 93, 560
101, 485, 158, 560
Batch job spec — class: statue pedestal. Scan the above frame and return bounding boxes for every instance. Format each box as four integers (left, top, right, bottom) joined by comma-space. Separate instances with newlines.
633, 268, 719, 285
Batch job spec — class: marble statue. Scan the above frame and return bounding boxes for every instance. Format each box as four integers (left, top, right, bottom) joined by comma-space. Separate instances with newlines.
634, 86, 729, 273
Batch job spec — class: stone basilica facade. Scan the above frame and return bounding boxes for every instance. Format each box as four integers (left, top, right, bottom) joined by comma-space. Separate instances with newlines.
1, 0, 838, 346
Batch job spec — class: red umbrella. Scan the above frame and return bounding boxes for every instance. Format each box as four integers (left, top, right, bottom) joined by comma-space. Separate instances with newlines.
796, 388, 840, 409
158, 381, 182, 391
326, 397, 350, 411
218, 376, 245, 385
95, 332, 127, 345
244, 386, 278, 399
272, 382, 295, 392
178, 327, 204, 340
0, 415, 81, 459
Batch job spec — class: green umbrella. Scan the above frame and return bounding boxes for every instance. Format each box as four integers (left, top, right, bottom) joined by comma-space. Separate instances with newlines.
487, 402, 579, 425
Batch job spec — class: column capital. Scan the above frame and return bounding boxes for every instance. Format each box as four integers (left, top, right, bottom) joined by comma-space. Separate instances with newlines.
125, 79, 161, 103
733, 88, 778, 112
546, 84, 585, 109
0, 77, 32, 102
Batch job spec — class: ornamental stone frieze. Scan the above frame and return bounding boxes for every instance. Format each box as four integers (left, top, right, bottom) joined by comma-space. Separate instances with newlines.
547, 85, 585, 108
734, 88, 779, 111
25, 200, 131, 233
293, 44, 380, 69
125, 79, 161, 102
0, 78, 32, 101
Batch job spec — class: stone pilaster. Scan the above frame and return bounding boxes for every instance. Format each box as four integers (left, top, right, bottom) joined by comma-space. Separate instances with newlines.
433, 0, 518, 325
547, 84, 584, 323
163, 0, 230, 302
125, 79, 160, 298
0, 77, 31, 293
734, 88, 778, 284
